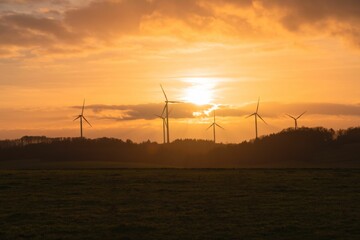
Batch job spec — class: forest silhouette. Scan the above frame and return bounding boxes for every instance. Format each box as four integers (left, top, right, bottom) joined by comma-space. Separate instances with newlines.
0, 127, 359, 168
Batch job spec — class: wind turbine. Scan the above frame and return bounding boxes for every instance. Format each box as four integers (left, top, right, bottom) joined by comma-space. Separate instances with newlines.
160, 84, 182, 143
246, 97, 267, 140
206, 110, 224, 143
73, 99, 92, 138
287, 111, 306, 130
155, 105, 167, 144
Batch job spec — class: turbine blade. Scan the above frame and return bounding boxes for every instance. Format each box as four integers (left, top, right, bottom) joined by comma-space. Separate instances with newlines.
160, 84, 168, 101
73, 116, 80, 121
168, 101, 183, 104
161, 104, 166, 117
82, 116, 92, 127
156, 114, 165, 120
81, 99, 85, 115
245, 113, 256, 118
206, 123, 214, 130
256, 97, 260, 113
286, 114, 296, 120
297, 111, 306, 119
257, 114, 267, 125
215, 123, 224, 130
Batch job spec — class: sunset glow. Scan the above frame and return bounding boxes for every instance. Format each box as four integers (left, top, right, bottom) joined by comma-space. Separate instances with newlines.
0, 0, 359, 142
183, 78, 215, 105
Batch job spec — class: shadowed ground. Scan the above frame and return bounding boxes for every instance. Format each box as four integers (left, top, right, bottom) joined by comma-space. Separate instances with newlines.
0, 169, 359, 239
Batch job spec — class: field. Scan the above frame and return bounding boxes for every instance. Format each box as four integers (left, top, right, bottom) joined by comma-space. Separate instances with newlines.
0, 169, 359, 239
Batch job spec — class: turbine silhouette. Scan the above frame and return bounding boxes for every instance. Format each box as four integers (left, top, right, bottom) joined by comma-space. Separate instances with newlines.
246, 97, 267, 140
73, 99, 92, 138
160, 84, 182, 143
206, 110, 224, 143
155, 105, 167, 144
287, 111, 306, 130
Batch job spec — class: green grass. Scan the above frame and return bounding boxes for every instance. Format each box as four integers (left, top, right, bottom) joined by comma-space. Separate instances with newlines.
0, 169, 359, 239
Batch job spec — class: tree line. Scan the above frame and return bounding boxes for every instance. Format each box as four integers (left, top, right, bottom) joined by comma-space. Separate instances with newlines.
0, 127, 359, 168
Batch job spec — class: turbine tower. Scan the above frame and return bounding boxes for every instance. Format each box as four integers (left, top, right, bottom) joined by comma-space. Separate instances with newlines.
246, 97, 267, 140
287, 111, 306, 130
73, 99, 92, 138
160, 84, 182, 143
206, 110, 224, 143
155, 105, 167, 144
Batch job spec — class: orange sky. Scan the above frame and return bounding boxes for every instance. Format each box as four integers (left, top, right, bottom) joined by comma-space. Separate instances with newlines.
0, 0, 359, 142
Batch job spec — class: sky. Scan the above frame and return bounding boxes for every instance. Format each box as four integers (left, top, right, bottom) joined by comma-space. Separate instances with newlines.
0, 0, 359, 143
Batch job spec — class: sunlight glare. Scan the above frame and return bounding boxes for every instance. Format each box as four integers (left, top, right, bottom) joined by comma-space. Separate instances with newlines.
182, 78, 216, 105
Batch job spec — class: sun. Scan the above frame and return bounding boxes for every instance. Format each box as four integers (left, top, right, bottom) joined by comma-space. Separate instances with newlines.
182, 78, 215, 105
184, 85, 213, 105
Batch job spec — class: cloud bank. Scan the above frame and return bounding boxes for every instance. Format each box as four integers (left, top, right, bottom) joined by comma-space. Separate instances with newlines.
77, 102, 360, 121
1, 0, 360, 58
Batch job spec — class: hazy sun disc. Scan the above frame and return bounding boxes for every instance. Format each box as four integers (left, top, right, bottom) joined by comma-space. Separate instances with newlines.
183, 78, 215, 105
184, 86, 213, 105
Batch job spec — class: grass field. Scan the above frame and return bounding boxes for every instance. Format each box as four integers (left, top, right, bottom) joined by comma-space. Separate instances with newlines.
0, 169, 359, 239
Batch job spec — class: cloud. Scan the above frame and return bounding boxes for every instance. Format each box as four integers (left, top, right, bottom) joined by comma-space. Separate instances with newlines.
262, 0, 360, 29
0, 0, 359, 56
1, 14, 79, 43
0, 0, 64, 3
259, 0, 360, 47
77, 103, 214, 121
249, 102, 360, 118
77, 102, 360, 121
64, 0, 154, 37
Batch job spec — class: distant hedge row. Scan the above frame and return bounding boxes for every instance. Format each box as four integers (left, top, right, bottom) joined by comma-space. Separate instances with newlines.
0, 127, 359, 168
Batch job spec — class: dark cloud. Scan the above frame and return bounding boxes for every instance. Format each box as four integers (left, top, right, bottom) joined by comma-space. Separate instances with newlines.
215, 0, 253, 6
0, 12, 82, 48
63, 0, 215, 37
262, 0, 360, 30
0, 19, 53, 46
3, 14, 78, 42
0, 0, 360, 52
75, 103, 214, 121
65, 0, 154, 37
0, 0, 69, 4
282, 103, 360, 117
73, 102, 360, 121
246, 102, 360, 118
153, 0, 212, 18
259, 0, 360, 46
